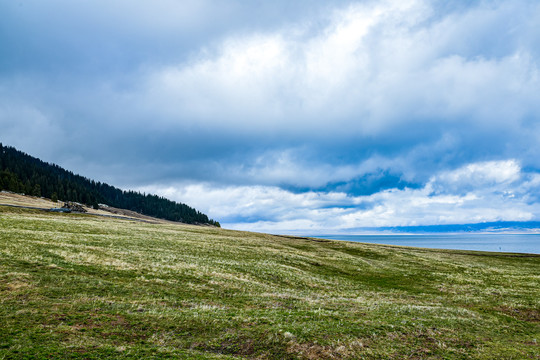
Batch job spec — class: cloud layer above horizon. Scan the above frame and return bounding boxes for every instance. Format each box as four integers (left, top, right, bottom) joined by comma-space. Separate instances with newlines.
2, 0, 540, 232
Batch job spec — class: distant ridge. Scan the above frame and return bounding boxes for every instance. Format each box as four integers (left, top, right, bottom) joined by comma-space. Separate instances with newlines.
0, 143, 219, 226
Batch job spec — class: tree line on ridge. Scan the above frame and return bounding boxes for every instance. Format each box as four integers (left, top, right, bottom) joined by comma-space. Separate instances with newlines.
0, 143, 220, 226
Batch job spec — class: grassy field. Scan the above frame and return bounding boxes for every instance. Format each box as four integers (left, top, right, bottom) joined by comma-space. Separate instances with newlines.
1, 205, 539, 359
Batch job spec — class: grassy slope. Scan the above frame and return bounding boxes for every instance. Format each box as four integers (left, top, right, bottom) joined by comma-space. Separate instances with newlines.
0, 192, 172, 224
0, 206, 539, 359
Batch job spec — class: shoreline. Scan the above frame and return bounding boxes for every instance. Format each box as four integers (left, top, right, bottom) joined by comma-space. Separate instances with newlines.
308, 233, 540, 255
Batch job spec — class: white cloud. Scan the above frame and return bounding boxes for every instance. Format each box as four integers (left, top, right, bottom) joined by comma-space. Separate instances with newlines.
136, 159, 540, 234
140, 0, 540, 140
137, 183, 352, 221
431, 160, 522, 194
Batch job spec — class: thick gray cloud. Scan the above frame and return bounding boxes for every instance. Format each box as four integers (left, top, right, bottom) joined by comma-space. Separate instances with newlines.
2, 0, 540, 231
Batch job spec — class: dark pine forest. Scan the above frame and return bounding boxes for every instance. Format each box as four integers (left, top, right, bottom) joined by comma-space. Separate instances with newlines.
0, 144, 220, 226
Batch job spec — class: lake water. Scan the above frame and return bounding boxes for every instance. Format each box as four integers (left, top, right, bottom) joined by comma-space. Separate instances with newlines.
310, 234, 540, 254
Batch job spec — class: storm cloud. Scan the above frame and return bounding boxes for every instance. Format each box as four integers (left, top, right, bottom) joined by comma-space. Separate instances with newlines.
2, 0, 540, 232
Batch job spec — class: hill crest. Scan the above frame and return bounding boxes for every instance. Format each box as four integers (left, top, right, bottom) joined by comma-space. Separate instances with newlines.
0, 143, 219, 226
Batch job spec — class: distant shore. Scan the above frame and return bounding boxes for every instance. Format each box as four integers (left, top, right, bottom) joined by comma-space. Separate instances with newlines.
309, 233, 540, 254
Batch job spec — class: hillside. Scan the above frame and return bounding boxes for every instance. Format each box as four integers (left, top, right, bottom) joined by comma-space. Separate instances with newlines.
0, 192, 186, 224
0, 144, 219, 226
1, 205, 538, 359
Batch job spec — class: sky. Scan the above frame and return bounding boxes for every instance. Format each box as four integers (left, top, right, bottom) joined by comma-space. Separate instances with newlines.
2, 0, 540, 234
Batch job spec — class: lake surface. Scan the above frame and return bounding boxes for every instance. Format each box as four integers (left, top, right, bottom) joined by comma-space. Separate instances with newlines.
310, 234, 540, 254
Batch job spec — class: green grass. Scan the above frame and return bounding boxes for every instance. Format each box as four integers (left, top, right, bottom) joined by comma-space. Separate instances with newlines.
0, 205, 539, 359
